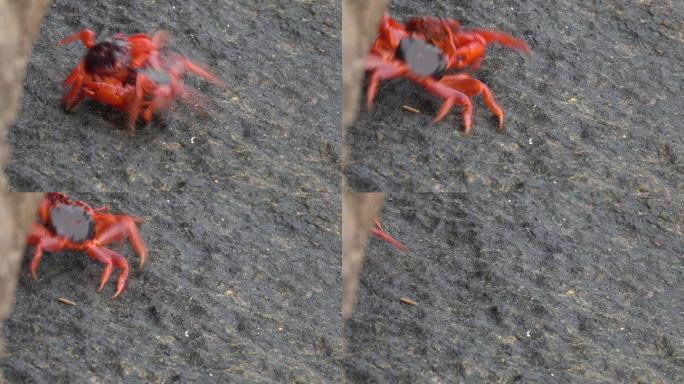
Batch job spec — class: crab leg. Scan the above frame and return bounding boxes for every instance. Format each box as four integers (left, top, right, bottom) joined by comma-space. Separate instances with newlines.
29, 237, 68, 279
440, 74, 505, 131
127, 73, 157, 131
86, 246, 129, 299
137, 87, 171, 125
58, 29, 97, 48
451, 29, 529, 71
37, 197, 53, 225
365, 57, 409, 108
448, 38, 487, 69
467, 28, 530, 53
96, 216, 147, 268
62, 68, 86, 111
63, 62, 84, 88
414, 76, 474, 134
170, 57, 223, 87
377, 13, 409, 48
371, 218, 408, 253
26, 224, 67, 279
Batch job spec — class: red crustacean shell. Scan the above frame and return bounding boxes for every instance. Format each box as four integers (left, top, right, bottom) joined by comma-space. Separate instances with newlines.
26, 192, 147, 299
365, 13, 529, 134
59, 29, 222, 133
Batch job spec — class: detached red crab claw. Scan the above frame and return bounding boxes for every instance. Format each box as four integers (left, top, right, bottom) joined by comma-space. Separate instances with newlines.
371, 218, 408, 253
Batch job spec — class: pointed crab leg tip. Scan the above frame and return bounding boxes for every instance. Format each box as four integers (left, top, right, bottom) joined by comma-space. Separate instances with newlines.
30, 272, 37, 281
390, 241, 409, 253
112, 283, 126, 299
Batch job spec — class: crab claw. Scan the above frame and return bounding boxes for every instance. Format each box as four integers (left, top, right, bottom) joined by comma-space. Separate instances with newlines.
468, 28, 530, 54
58, 29, 97, 48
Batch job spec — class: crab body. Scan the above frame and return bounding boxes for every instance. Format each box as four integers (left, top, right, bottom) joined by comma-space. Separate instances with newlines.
366, 13, 529, 134
26, 193, 146, 298
59, 29, 221, 132
47, 204, 96, 243
395, 37, 447, 78
59, 30, 157, 112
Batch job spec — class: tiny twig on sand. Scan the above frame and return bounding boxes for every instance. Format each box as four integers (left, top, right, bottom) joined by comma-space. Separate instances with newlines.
402, 105, 420, 114
399, 297, 417, 306
57, 298, 76, 306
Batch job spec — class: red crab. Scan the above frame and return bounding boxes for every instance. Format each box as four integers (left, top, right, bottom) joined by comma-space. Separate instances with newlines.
365, 13, 529, 134
60, 29, 222, 132
59, 29, 164, 111
124, 54, 221, 129
371, 218, 407, 253
26, 193, 147, 298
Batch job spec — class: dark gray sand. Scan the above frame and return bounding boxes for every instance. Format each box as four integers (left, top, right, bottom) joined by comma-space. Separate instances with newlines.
2, 192, 341, 382
7, 0, 340, 194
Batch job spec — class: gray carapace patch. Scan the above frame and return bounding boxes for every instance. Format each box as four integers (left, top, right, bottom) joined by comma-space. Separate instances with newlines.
395, 38, 447, 78
49, 205, 95, 243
